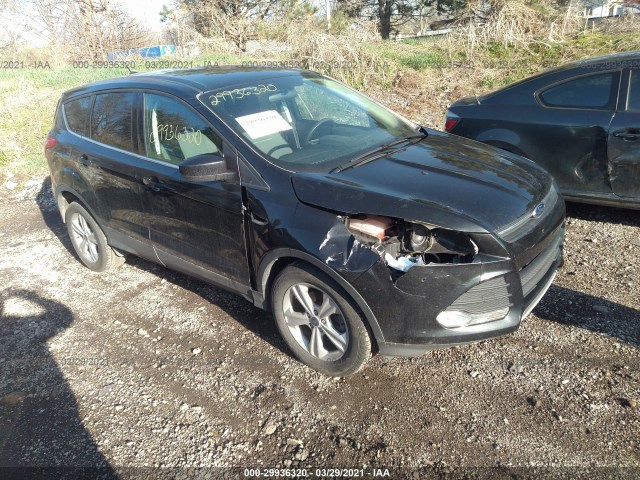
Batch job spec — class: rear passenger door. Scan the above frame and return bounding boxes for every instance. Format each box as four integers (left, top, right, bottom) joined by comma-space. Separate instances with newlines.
79, 90, 149, 248
62, 95, 101, 216
138, 91, 250, 290
534, 70, 619, 195
608, 68, 640, 199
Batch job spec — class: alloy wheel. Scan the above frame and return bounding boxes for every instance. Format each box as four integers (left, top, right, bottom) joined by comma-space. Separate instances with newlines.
69, 212, 100, 264
282, 282, 349, 361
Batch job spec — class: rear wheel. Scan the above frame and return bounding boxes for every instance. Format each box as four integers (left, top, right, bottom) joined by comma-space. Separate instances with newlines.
271, 263, 372, 376
65, 202, 125, 272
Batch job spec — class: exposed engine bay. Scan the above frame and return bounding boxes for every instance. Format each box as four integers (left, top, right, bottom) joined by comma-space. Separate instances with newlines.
345, 215, 479, 276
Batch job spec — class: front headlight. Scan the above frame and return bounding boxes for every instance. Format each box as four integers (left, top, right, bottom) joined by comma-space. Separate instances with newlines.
405, 225, 478, 257
345, 215, 478, 272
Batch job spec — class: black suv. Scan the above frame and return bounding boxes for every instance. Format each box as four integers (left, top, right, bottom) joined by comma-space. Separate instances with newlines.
46, 68, 565, 376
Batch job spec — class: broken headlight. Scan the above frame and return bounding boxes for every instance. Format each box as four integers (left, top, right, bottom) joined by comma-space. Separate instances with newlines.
346, 215, 478, 273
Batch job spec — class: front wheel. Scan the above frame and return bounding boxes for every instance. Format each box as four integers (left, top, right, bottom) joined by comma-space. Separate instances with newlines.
271, 263, 372, 376
65, 202, 125, 272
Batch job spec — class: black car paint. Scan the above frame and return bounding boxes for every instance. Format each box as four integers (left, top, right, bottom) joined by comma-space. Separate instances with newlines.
446, 52, 640, 209
291, 131, 551, 232
47, 68, 564, 357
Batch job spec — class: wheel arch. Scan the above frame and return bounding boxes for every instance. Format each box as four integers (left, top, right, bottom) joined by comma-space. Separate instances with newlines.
55, 185, 99, 224
256, 248, 385, 346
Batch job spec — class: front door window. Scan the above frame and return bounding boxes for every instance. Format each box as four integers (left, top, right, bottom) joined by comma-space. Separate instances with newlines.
143, 93, 223, 165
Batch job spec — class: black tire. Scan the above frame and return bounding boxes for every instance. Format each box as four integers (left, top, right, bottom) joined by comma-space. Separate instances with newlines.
271, 263, 372, 376
65, 202, 125, 272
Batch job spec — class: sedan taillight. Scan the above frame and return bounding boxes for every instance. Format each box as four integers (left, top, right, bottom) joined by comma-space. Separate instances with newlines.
44, 135, 57, 151
444, 117, 460, 133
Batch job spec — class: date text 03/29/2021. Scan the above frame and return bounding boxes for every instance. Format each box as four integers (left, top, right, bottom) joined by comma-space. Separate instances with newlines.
243, 467, 391, 477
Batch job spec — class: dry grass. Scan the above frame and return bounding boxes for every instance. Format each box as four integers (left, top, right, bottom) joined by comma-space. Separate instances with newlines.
445, 0, 582, 56
285, 23, 397, 90
593, 12, 640, 34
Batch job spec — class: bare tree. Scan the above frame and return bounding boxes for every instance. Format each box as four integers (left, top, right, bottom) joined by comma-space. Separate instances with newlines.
0, 0, 25, 58
26, 0, 154, 60
178, 0, 280, 51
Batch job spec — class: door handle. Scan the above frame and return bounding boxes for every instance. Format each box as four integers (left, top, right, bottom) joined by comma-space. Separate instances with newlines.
142, 176, 165, 192
613, 131, 640, 141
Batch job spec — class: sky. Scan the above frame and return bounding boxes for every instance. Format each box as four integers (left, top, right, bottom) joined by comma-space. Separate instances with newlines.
117, 0, 169, 32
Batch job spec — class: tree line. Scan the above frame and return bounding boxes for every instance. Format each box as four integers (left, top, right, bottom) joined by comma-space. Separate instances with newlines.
1, 0, 611, 60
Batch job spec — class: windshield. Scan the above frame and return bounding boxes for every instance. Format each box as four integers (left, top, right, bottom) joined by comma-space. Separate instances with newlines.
199, 72, 417, 172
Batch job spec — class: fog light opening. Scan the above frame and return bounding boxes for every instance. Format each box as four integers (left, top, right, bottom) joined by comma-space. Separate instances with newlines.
436, 311, 473, 329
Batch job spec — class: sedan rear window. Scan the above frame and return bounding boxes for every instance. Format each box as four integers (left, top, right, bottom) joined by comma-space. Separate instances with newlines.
539, 72, 616, 110
64, 96, 93, 137
91, 92, 136, 152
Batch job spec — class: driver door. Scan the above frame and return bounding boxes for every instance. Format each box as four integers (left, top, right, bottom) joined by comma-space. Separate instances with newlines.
608, 69, 640, 199
138, 91, 250, 291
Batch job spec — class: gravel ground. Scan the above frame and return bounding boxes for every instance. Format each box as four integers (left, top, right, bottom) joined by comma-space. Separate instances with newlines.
0, 178, 638, 478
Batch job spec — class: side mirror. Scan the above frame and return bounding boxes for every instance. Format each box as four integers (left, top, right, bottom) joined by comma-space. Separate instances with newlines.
179, 154, 236, 182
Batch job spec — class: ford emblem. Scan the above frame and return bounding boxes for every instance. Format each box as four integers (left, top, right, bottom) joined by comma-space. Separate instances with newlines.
531, 202, 545, 219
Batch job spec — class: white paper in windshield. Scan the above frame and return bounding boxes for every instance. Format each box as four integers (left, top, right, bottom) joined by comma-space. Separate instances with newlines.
235, 110, 293, 139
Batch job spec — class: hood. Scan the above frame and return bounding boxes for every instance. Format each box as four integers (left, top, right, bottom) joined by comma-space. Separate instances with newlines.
291, 131, 552, 233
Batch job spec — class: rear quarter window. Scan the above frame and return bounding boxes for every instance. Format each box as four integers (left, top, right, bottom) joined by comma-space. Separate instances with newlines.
91, 92, 137, 152
64, 96, 93, 137
539, 72, 617, 110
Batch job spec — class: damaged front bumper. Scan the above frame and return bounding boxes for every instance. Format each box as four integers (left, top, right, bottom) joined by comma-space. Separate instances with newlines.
349, 223, 565, 357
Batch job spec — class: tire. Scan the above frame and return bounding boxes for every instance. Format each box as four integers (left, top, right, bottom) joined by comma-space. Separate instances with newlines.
65, 202, 125, 272
271, 263, 372, 376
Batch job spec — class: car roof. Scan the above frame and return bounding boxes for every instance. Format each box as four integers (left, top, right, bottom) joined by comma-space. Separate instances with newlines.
62, 66, 307, 101
553, 51, 640, 71
480, 51, 640, 102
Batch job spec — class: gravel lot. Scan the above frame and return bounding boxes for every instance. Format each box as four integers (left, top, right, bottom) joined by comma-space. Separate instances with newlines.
0, 178, 638, 477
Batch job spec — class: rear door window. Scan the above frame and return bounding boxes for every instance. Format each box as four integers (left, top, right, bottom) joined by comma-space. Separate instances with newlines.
539, 72, 617, 110
91, 92, 137, 152
143, 93, 223, 165
64, 96, 93, 137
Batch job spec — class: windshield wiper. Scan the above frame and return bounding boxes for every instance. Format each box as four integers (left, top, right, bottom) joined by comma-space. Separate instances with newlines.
330, 129, 428, 174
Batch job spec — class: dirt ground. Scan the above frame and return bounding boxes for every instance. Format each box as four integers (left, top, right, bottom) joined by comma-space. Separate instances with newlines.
0, 177, 638, 478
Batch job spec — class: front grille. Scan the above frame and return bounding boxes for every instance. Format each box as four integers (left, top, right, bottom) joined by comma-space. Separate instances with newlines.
498, 187, 560, 243
443, 276, 512, 325
519, 232, 562, 298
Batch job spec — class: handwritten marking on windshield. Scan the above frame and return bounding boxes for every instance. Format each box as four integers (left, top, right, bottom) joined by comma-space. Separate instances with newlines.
208, 84, 278, 106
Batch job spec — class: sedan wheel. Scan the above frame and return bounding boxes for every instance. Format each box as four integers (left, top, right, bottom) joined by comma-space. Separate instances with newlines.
272, 263, 373, 376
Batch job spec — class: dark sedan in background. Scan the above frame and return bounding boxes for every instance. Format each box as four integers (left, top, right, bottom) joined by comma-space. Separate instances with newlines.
446, 52, 640, 209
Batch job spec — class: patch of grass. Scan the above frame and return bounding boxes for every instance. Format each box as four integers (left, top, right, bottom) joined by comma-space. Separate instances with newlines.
400, 51, 447, 70
375, 42, 446, 70
0, 149, 8, 167
478, 74, 523, 89
571, 31, 640, 56
0, 67, 129, 89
